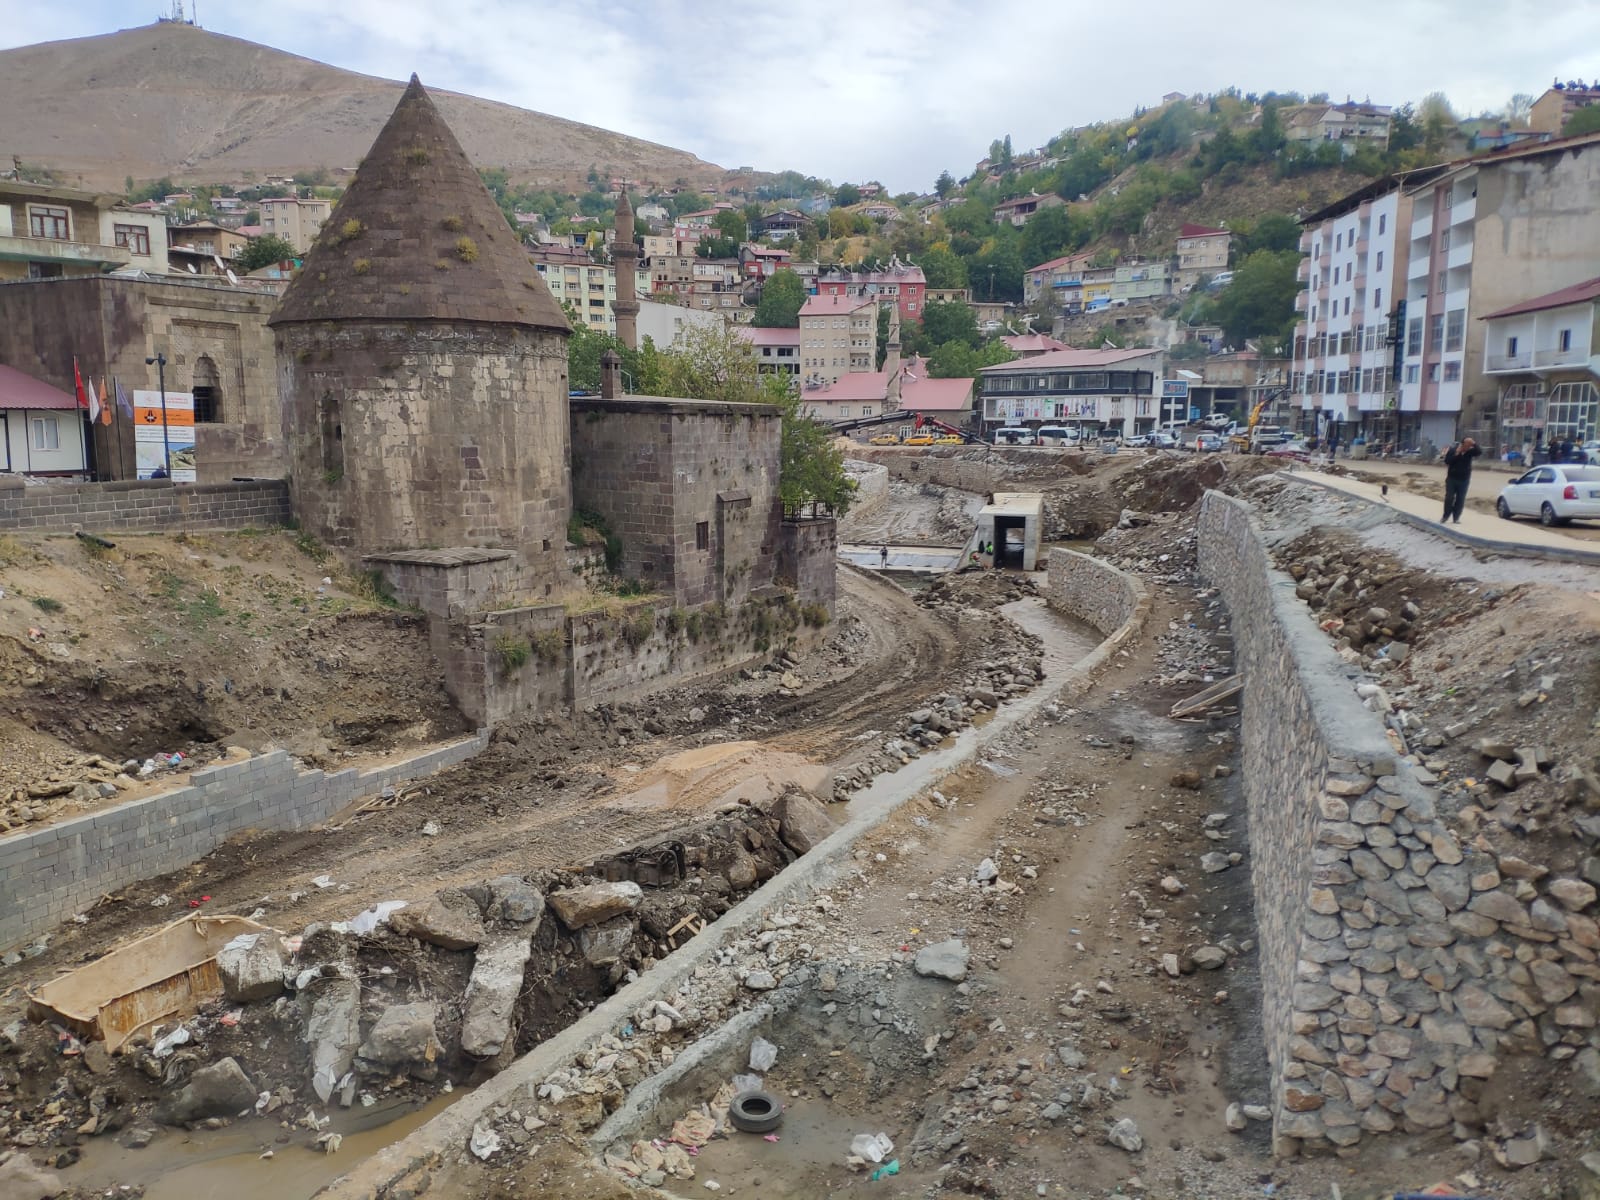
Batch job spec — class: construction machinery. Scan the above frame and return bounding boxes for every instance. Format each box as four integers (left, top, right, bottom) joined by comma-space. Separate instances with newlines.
830, 410, 984, 444
1228, 390, 1289, 453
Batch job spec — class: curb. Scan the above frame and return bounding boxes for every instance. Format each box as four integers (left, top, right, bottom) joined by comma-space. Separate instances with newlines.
1280, 470, 1600, 568
317, 566, 1150, 1198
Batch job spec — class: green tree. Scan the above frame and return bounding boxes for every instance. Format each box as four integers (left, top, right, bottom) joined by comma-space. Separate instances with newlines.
834, 183, 862, 207
1240, 212, 1301, 257
1564, 106, 1600, 137
942, 199, 994, 237
968, 238, 1025, 303
1211, 249, 1300, 346
753, 268, 806, 327
236, 234, 299, 272
926, 338, 1016, 379
1019, 203, 1089, 268
696, 234, 740, 259
918, 245, 969, 290
713, 208, 746, 241
920, 299, 982, 348
935, 170, 957, 198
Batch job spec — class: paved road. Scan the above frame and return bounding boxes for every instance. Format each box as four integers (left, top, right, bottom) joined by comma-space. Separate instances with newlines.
1287, 466, 1600, 555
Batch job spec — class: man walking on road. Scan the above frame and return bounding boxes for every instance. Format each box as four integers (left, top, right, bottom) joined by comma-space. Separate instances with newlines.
1442, 437, 1481, 525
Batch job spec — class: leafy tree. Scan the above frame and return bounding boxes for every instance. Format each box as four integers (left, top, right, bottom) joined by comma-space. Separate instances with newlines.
696, 234, 739, 259
1419, 92, 1457, 154
926, 338, 1015, 379
1564, 106, 1600, 137
753, 268, 806, 327
942, 199, 994, 237
1211, 249, 1300, 346
236, 234, 299, 272
1504, 93, 1535, 128
834, 183, 862, 207
968, 238, 1025, 303
935, 170, 957, 198
646, 323, 854, 513
1239, 213, 1301, 257
918, 245, 969, 290
667, 191, 712, 218
919, 299, 982, 348
1019, 203, 1090, 268
713, 208, 746, 241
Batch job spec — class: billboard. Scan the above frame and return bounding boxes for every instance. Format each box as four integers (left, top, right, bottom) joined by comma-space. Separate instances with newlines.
132, 390, 196, 482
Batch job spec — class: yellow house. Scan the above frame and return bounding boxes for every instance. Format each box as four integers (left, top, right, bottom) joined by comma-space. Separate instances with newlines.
0, 180, 170, 281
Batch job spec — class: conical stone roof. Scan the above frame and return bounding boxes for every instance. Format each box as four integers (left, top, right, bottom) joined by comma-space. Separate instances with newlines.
269, 76, 569, 332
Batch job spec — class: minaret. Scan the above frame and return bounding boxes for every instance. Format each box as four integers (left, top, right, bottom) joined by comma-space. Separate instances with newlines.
612, 191, 640, 351
885, 303, 903, 409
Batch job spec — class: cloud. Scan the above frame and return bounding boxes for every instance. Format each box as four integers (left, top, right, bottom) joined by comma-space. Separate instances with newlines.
7, 0, 1600, 191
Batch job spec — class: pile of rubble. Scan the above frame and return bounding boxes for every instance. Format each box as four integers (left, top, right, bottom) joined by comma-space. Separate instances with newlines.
0, 755, 139, 832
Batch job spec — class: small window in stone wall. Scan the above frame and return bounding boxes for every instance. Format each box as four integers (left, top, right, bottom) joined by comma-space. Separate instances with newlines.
696, 521, 709, 550
318, 388, 344, 480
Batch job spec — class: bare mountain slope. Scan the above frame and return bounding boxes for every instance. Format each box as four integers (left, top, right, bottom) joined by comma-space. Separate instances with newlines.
0, 22, 724, 191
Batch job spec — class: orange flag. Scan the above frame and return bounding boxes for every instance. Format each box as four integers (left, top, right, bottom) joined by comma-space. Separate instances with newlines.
100, 377, 113, 425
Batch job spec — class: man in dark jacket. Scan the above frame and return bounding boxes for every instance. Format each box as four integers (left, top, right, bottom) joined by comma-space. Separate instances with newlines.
1442, 437, 1481, 524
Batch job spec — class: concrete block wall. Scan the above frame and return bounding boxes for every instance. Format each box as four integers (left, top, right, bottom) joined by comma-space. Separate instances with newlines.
1197, 490, 1600, 1155
0, 479, 290, 534
0, 733, 487, 952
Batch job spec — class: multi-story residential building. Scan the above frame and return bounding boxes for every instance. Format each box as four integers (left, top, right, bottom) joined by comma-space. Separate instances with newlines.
992, 192, 1066, 228
1023, 251, 1095, 308
1285, 102, 1393, 149
167, 221, 249, 277
637, 298, 724, 351
1399, 132, 1600, 448
1111, 259, 1173, 303
740, 245, 791, 279
737, 326, 801, 378
0, 180, 171, 280
1529, 84, 1600, 135
926, 287, 973, 306
529, 245, 652, 335
635, 201, 670, 224
1480, 276, 1600, 449
689, 258, 742, 312
258, 195, 331, 252
813, 260, 927, 321
978, 347, 1164, 438
798, 294, 876, 386
756, 210, 811, 241
1175, 223, 1231, 288
1292, 169, 1444, 442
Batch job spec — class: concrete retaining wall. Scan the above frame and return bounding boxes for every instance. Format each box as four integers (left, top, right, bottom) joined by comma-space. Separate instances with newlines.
0, 478, 290, 534
842, 460, 889, 524
1197, 490, 1600, 1155
0, 733, 486, 952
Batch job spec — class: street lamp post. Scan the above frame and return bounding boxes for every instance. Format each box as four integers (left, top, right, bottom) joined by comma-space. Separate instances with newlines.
144, 352, 171, 476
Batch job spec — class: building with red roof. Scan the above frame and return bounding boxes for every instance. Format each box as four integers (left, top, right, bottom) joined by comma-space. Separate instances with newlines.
0, 363, 88, 476
1481, 275, 1600, 446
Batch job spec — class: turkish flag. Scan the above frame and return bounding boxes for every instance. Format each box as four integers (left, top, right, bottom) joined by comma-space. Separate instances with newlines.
73, 358, 88, 411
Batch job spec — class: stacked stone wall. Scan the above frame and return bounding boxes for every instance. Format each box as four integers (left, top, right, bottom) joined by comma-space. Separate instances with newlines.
0, 478, 290, 533
1197, 490, 1600, 1154
1044, 547, 1143, 636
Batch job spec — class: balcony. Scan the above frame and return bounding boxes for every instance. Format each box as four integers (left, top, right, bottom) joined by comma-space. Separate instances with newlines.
1296, 259, 1311, 282
1486, 352, 1533, 373
1411, 212, 1433, 240
1450, 196, 1476, 226
1447, 242, 1473, 271
1533, 346, 1594, 369
1294, 292, 1310, 312
1299, 230, 1314, 254
0, 231, 130, 272
1408, 255, 1431, 281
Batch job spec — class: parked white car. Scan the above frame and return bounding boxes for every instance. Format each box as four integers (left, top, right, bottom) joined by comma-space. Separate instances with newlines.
1496, 464, 1600, 525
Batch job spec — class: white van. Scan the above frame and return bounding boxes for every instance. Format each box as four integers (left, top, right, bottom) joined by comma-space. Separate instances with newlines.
1035, 425, 1073, 448
994, 426, 1037, 446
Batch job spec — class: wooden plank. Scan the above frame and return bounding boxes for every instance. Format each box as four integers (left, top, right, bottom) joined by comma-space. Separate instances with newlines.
1169, 675, 1243, 719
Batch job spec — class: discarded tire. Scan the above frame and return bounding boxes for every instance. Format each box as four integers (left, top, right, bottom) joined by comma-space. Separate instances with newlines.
729, 1089, 783, 1134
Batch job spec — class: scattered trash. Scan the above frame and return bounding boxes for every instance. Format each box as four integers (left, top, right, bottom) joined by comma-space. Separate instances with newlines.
980, 759, 1018, 777
54, 1027, 84, 1057
749, 1036, 778, 1072
869, 1160, 901, 1182
152, 1027, 191, 1057
316, 1132, 343, 1155
259, 1149, 274, 1160
469, 1122, 502, 1160
334, 900, 408, 936
850, 1133, 894, 1164
672, 1111, 718, 1146
763, 1134, 780, 1143
218, 1009, 243, 1027
311, 875, 336, 889
421, 820, 440, 837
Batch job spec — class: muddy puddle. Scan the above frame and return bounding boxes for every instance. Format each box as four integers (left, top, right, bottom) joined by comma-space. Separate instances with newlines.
672, 1096, 883, 1198
62, 1087, 469, 1200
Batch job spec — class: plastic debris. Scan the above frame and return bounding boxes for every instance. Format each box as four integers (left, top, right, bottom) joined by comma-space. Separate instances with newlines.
311, 875, 335, 889
218, 1009, 243, 1027
317, 1132, 343, 1155
763, 1134, 780, 1143
152, 1027, 191, 1057
749, 1036, 778, 1072
333, 900, 408, 936
870, 1160, 901, 1181
469, 1122, 501, 1160
149, 894, 171, 908
850, 1133, 894, 1164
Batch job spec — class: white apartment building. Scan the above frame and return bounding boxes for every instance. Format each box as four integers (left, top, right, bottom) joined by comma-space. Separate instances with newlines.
1399, 132, 1600, 449
1291, 171, 1442, 441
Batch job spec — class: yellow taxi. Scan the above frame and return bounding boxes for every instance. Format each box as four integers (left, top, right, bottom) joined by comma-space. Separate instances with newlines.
933, 435, 964, 444
902, 434, 937, 446
868, 433, 901, 445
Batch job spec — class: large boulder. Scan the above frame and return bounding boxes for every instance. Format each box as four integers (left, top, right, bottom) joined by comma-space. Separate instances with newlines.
487, 875, 545, 926
304, 972, 362, 1104
461, 936, 534, 1058
358, 1002, 442, 1079
914, 939, 970, 982
0, 1154, 66, 1198
389, 889, 485, 950
217, 932, 286, 1002
154, 1056, 256, 1125
576, 916, 635, 966
773, 790, 834, 855
547, 882, 642, 930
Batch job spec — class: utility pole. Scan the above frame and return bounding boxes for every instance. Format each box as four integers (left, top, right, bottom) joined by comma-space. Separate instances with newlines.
144, 352, 171, 476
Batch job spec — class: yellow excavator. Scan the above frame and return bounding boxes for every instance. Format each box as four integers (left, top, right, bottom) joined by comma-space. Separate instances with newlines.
1228, 392, 1288, 453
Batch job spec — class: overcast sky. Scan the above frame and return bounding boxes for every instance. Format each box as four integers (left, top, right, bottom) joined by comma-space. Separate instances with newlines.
6, 1, 1599, 192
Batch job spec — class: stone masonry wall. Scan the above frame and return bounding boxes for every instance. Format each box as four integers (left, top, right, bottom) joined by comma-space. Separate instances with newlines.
1044, 547, 1143, 637
0, 477, 290, 533
775, 518, 838, 612
0, 733, 487, 952
1198, 490, 1600, 1155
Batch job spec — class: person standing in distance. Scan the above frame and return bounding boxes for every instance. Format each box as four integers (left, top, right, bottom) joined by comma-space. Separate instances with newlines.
1441, 437, 1481, 525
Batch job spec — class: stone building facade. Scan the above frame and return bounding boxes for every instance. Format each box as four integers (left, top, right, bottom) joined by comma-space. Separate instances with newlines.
570, 394, 782, 608
269, 76, 573, 598
0, 274, 281, 481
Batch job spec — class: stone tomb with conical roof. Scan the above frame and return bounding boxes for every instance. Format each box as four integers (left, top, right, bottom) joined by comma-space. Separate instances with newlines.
270, 76, 572, 598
